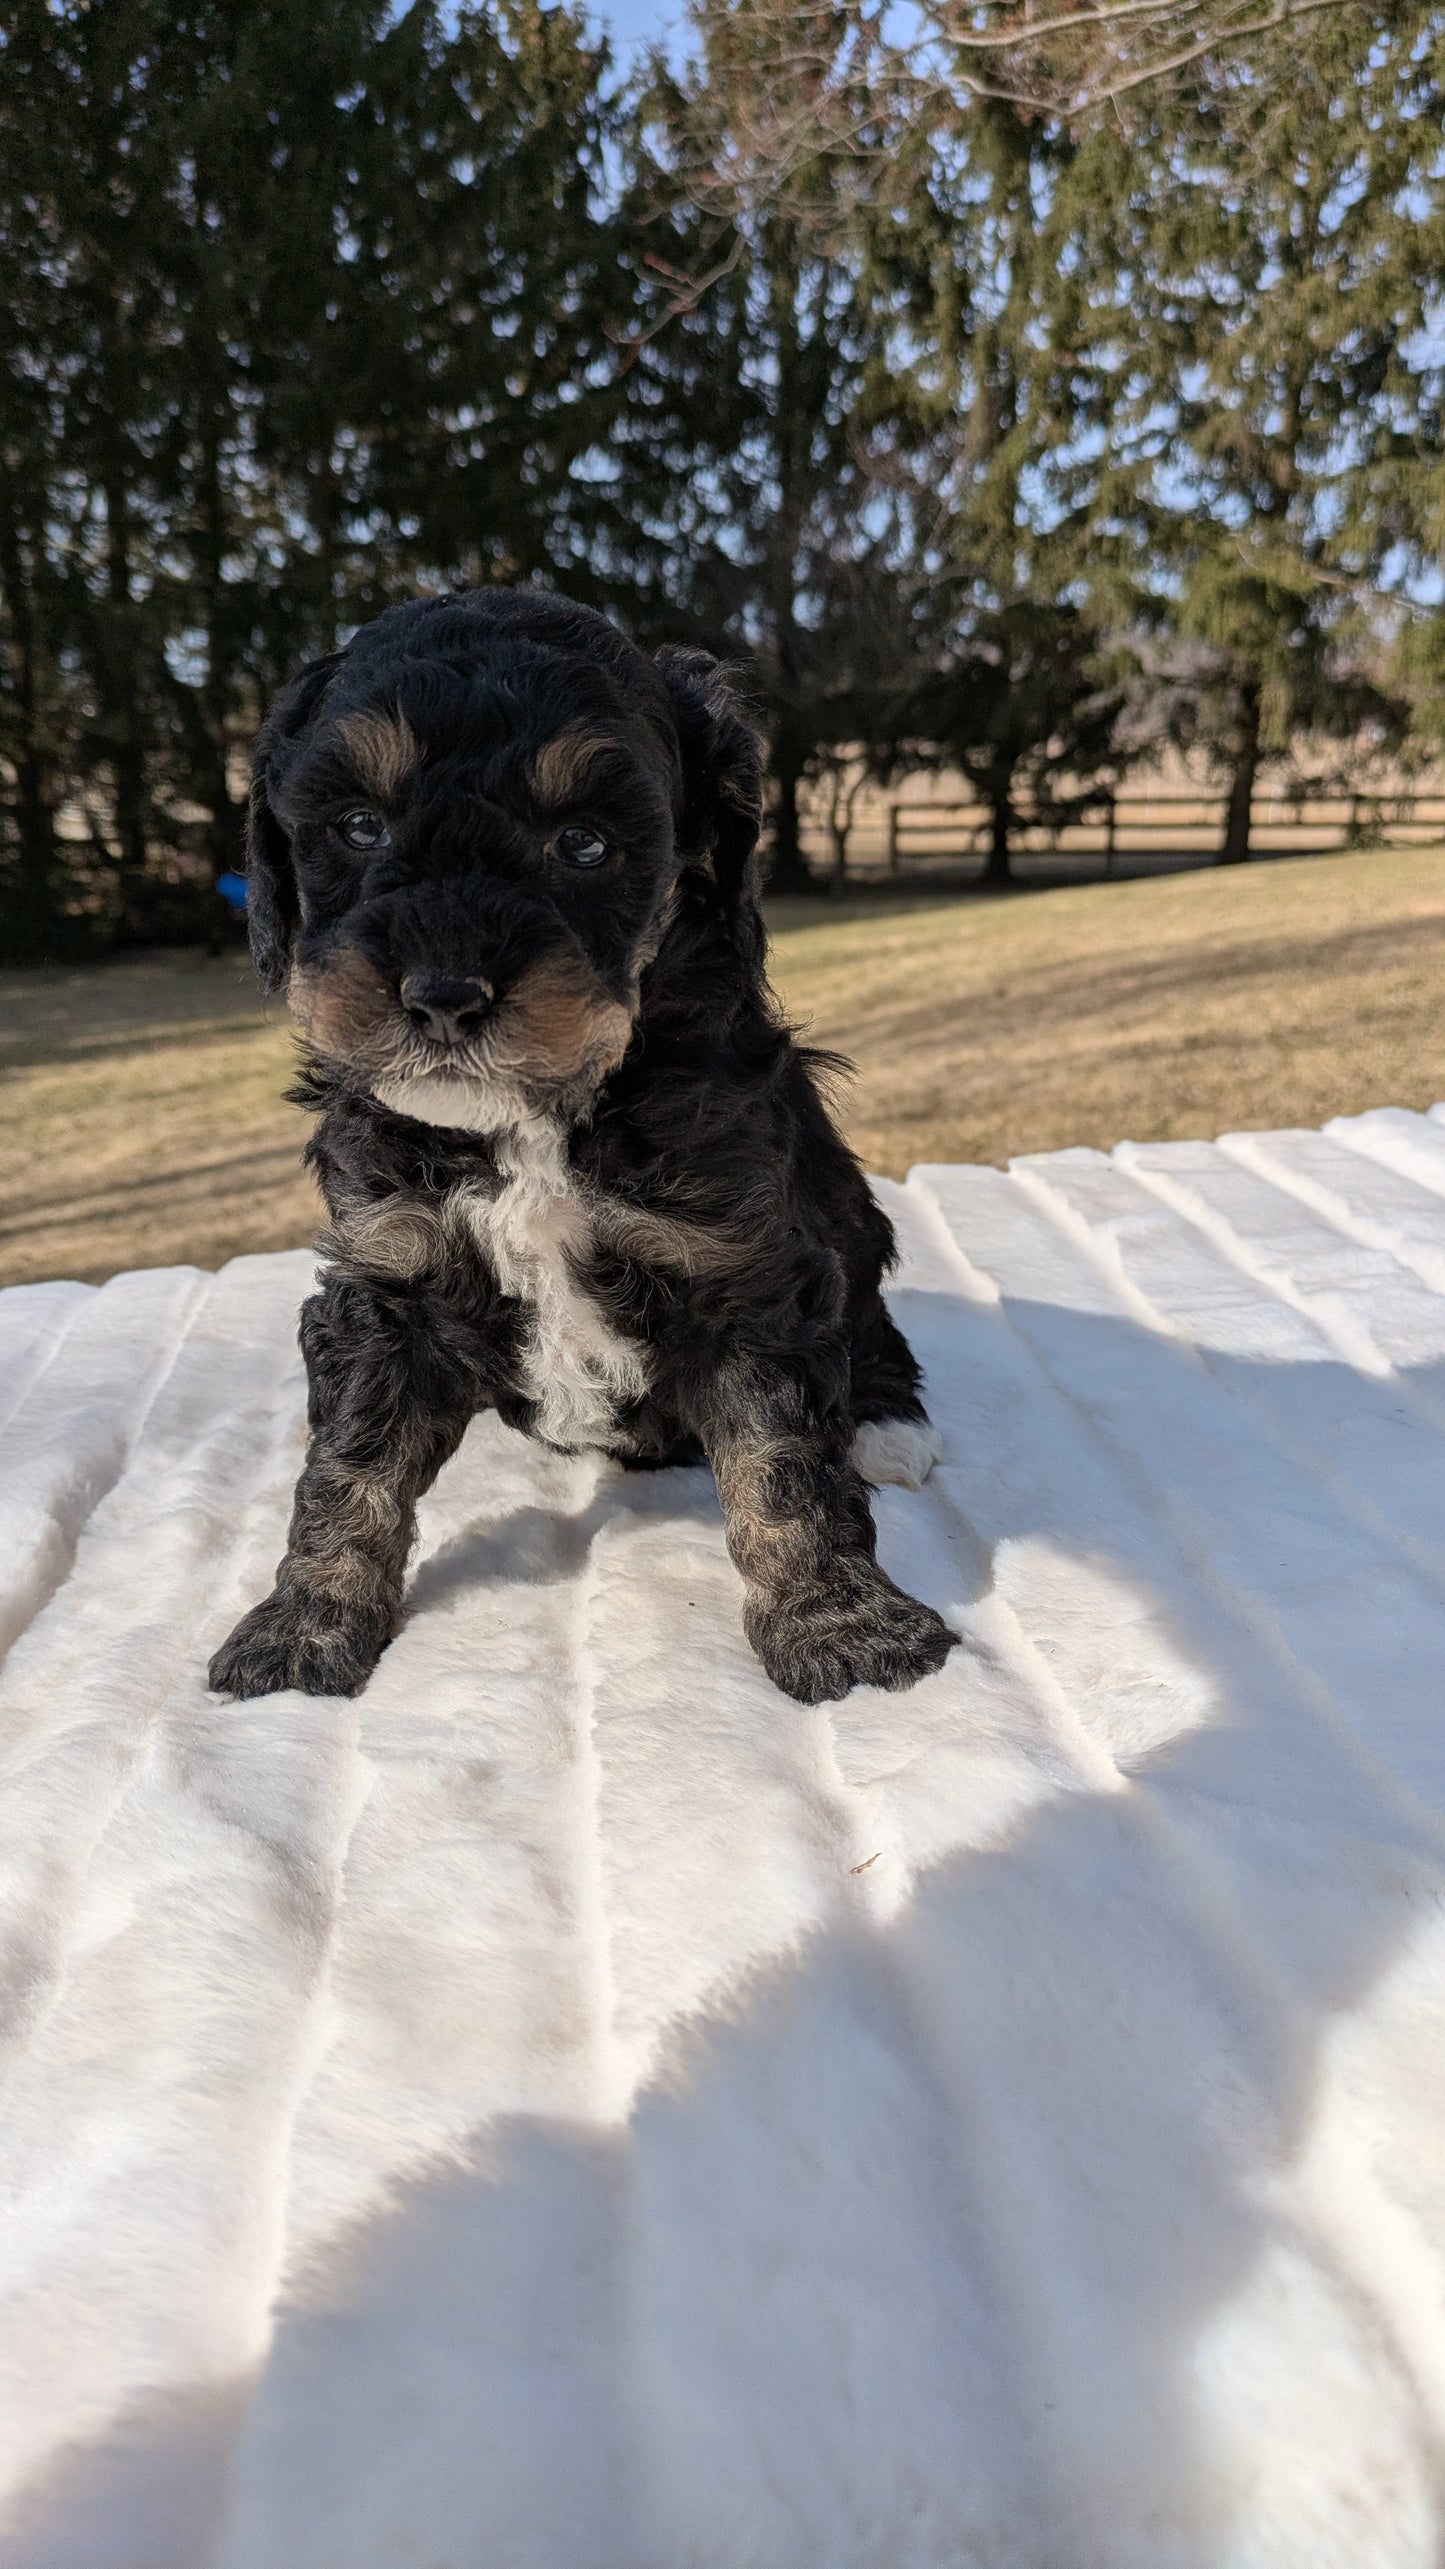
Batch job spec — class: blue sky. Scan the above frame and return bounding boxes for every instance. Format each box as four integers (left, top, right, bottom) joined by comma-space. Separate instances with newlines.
588, 0, 687, 65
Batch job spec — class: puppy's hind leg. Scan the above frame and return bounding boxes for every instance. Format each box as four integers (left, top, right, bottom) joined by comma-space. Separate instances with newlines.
848, 1293, 942, 1492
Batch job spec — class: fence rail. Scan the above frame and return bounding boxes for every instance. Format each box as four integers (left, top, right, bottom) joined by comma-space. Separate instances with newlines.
872, 787, 1445, 877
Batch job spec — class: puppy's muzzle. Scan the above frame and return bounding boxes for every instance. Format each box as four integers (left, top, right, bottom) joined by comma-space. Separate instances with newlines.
399, 968, 496, 1050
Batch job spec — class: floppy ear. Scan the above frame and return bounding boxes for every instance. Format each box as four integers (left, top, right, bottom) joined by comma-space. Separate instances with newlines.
244, 653, 341, 993
243, 774, 298, 995
654, 647, 765, 963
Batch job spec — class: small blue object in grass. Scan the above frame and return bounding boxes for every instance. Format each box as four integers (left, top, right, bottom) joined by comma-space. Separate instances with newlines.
216, 872, 248, 912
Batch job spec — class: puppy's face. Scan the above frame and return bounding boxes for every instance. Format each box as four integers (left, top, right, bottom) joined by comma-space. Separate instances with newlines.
247, 592, 762, 1129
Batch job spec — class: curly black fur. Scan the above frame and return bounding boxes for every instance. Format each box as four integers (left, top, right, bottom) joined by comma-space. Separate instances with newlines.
208, 588, 955, 1706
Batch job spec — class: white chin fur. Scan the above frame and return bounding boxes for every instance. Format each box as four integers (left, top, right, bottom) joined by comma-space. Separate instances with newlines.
851, 1417, 942, 1491
371, 1071, 523, 1136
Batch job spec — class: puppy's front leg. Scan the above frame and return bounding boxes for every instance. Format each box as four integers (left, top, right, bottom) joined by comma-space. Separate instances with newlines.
704, 1362, 956, 1705
209, 1278, 470, 1701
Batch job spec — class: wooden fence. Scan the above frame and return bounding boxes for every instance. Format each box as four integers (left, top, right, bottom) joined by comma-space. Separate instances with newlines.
866, 785, 1445, 880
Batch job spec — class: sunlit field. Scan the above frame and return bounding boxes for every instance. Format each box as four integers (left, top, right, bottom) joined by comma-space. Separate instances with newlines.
768, 846, 1445, 1177
3, 845, 1443, 1288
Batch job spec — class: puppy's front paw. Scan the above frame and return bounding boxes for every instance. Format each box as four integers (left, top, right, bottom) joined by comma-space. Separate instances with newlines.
746, 1563, 956, 1705
208, 1586, 394, 1701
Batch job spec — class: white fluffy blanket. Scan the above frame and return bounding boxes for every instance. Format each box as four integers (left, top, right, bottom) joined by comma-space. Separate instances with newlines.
5, 1109, 1445, 2568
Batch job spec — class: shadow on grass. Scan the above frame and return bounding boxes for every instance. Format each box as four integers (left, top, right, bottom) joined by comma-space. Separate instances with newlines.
0, 1145, 308, 1245
0, 952, 280, 1073
769, 843, 1375, 925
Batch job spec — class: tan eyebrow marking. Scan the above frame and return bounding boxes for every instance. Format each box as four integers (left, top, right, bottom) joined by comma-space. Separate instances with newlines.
336, 708, 419, 802
528, 725, 615, 808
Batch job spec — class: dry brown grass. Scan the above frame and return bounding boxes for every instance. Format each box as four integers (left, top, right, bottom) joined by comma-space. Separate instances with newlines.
2, 845, 1443, 1286
0, 950, 310, 1286
768, 847, 1445, 1176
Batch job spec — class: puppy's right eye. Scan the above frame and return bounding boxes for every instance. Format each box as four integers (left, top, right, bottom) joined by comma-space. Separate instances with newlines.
338, 809, 391, 852
553, 825, 610, 868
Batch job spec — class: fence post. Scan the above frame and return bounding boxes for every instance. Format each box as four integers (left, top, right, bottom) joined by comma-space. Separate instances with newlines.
1105, 795, 1117, 877
887, 804, 899, 877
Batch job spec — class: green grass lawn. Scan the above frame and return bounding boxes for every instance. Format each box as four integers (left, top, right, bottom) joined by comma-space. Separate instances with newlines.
3, 846, 1443, 1288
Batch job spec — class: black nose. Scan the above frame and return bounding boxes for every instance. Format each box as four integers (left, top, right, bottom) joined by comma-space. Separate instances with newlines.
400, 970, 494, 1048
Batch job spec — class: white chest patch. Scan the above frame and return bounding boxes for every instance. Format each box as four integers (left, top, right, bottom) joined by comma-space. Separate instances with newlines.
458, 1117, 650, 1451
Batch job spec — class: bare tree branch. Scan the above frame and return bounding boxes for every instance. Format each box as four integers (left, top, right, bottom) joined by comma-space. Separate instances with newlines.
605, 238, 745, 369
664, 0, 1368, 223
924, 0, 1329, 48
943, 0, 1363, 111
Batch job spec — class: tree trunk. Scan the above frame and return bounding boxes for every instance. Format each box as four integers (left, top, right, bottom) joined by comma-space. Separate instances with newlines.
979, 789, 1014, 887
1220, 678, 1261, 864
102, 471, 152, 938
198, 412, 242, 882
760, 228, 821, 901
311, 446, 341, 656
0, 504, 60, 949
766, 740, 816, 896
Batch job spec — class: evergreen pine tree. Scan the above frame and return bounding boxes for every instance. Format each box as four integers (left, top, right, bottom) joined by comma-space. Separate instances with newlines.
617, 0, 951, 892
1025, 4, 1444, 856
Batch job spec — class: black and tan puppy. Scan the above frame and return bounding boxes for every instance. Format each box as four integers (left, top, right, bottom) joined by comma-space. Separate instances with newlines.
209, 588, 955, 1707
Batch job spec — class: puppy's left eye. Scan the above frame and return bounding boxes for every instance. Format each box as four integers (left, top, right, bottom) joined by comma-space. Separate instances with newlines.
553, 825, 610, 868
338, 810, 391, 852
